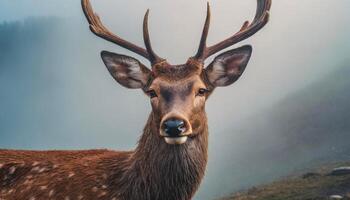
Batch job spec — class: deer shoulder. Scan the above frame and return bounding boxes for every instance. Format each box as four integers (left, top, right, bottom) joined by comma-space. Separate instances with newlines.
0, 149, 130, 200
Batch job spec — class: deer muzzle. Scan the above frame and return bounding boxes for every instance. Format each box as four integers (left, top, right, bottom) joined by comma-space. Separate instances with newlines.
160, 115, 192, 145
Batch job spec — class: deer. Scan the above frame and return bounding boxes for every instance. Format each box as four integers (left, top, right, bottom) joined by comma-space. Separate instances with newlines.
0, 0, 271, 199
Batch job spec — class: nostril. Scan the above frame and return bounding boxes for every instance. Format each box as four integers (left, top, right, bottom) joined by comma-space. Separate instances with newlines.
163, 119, 187, 137
178, 123, 186, 131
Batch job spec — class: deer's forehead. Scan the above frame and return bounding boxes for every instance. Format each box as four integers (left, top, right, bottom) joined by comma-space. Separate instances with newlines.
151, 76, 205, 90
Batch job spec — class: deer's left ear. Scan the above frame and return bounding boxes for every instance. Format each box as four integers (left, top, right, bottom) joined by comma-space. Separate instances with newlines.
204, 45, 252, 87
101, 51, 152, 89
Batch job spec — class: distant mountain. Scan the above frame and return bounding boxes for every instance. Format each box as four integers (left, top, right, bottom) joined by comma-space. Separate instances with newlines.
268, 65, 350, 158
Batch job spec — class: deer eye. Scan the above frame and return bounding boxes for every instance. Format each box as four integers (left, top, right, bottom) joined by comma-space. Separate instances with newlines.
147, 90, 158, 98
197, 88, 209, 97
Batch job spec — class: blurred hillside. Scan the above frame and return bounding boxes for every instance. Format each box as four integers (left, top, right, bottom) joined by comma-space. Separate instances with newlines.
261, 65, 350, 163
272, 65, 350, 154
222, 162, 350, 200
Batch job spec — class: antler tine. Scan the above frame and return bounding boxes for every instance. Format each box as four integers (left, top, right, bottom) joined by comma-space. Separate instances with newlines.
195, 0, 271, 60
194, 2, 211, 61
143, 10, 165, 65
81, 0, 164, 65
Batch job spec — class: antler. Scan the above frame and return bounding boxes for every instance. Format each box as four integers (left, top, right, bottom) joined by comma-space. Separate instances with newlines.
194, 0, 272, 61
81, 0, 165, 65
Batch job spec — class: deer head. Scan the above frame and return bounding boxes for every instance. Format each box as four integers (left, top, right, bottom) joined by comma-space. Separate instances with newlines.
82, 0, 271, 145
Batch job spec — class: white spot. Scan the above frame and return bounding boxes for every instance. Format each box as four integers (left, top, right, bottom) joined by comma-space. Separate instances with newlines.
38, 167, 46, 173
49, 189, 54, 197
99, 191, 107, 197
29, 197, 36, 200
78, 195, 84, 200
32, 166, 40, 172
101, 185, 107, 189
52, 164, 58, 169
0, 163, 4, 168
92, 187, 98, 192
68, 172, 75, 178
9, 166, 16, 174
40, 185, 47, 190
32, 162, 39, 166
7, 189, 14, 194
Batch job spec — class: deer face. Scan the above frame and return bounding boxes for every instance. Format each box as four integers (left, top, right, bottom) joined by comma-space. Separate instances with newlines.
101, 45, 252, 145
146, 72, 207, 145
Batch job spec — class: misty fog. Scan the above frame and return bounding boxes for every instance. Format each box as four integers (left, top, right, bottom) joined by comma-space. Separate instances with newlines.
1, 0, 350, 199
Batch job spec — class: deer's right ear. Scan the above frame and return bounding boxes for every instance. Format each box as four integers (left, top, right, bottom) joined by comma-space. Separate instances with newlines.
101, 51, 152, 89
204, 45, 252, 87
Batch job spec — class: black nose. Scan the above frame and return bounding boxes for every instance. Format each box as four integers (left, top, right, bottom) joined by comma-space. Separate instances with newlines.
163, 119, 186, 137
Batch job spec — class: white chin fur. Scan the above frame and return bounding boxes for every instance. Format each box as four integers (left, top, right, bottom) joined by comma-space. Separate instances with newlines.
164, 136, 188, 145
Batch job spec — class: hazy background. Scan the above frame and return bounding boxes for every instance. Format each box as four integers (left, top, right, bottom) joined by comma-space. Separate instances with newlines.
1, 0, 350, 199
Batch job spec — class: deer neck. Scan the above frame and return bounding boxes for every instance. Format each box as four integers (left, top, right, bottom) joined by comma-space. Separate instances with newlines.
114, 113, 208, 200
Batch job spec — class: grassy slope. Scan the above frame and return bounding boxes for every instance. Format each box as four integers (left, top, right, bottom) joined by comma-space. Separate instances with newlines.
222, 162, 350, 200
